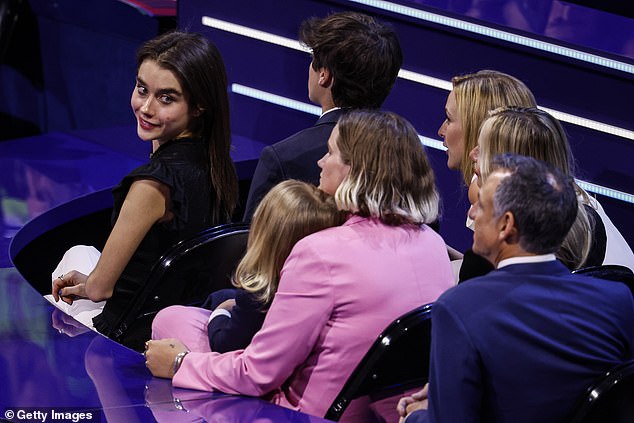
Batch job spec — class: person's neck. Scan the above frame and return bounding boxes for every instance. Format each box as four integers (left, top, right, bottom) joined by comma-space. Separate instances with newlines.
319, 94, 336, 114
492, 245, 533, 267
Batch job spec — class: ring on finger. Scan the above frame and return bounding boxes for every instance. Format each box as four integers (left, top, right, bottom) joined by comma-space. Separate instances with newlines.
58, 274, 65, 281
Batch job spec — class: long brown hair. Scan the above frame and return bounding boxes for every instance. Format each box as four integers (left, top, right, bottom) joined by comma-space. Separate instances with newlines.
137, 31, 238, 222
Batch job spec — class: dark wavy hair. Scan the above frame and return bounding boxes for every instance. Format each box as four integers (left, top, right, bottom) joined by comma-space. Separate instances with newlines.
299, 11, 403, 109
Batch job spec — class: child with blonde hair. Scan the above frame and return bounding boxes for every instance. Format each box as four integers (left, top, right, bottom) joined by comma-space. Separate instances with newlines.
159, 180, 346, 353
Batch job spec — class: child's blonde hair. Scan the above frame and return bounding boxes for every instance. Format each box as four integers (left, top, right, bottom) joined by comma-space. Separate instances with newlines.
233, 180, 346, 306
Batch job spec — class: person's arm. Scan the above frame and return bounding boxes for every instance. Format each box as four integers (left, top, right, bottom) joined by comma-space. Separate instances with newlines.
426, 300, 482, 423
147, 239, 333, 397
52, 179, 169, 303
242, 146, 283, 222
207, 290, 267, 353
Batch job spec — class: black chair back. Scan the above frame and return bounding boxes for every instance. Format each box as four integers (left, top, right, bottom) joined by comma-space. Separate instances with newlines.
569, 360, 634, 423
110, 222, 249, 350
325, 303, 433, 421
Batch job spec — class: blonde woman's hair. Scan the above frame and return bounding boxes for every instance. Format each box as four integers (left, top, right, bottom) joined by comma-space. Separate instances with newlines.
233, 180, 346, 306
478, 106, 594, 269
335, 110, 440, 226
451, 70, 536, 184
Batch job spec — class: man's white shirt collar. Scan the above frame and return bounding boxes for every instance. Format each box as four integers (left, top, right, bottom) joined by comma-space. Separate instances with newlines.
320, 107, 341, 118
497, 254, 557, 269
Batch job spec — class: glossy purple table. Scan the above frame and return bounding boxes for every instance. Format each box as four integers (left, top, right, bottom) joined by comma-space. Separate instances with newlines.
0, 128, 328, 422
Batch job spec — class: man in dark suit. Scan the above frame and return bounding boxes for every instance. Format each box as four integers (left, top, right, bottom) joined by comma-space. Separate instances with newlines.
242, 11, 403, 221
398, 154, 634, 423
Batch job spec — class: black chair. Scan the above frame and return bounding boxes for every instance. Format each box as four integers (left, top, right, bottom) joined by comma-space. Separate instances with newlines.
569, 360, 634, 423
109, 222, 250, 351
573, 264, 634, 294
325, 303, 433, 422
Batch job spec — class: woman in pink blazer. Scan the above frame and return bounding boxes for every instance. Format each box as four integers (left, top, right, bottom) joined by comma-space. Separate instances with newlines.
145, 110, 455, 418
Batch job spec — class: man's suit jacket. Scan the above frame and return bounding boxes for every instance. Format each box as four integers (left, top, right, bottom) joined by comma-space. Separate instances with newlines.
242, 109, 343, 221
414, 260, 634, 423
172, 215, 455, 417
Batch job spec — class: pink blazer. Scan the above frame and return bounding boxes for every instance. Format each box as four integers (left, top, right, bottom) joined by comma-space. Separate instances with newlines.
173, 215, 454, 417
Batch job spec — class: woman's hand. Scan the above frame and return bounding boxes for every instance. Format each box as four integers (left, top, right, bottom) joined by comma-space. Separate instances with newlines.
52, 270, 88, 304
145, 339, 188, 379
397, 384, 429, 422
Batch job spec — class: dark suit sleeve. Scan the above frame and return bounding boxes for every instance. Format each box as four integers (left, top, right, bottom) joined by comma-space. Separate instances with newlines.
427, 300, 482, 423
404, 409, 429, 423
207, 290, 267, 353
242, 146, 284, 222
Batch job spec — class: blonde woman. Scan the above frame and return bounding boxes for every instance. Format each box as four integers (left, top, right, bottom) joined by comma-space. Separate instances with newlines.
439, 70, 537, 186
473, 106, 634, 270
164, 180, 345, 353
146, 110, 454, 418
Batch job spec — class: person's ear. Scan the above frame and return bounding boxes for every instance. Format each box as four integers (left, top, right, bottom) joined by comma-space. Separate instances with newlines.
319, 68, 333, 88
498, 211, 519, 244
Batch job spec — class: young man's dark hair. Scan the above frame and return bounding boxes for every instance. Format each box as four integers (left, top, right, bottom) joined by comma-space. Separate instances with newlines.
242, 11, 403, 221
299, 11, 403, 109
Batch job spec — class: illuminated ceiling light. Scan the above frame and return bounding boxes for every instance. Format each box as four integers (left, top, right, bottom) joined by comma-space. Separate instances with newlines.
205, 16, 634, 141
539, 106, 634, 141
576, 180, 634, 204
231, 83, 633, 204
231, 84, 321, 116
201, 16, 309, 52
345, 0, 634, 75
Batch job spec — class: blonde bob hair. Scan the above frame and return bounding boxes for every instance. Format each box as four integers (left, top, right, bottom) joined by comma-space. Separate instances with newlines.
233, 180, 345, 306
477, 106, 594, 270
451, 70, 536, 184
335, 110, 439, 226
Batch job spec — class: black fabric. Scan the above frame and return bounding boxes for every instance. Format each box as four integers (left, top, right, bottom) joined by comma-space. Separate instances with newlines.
93, 137, 220, 336
583, 204, 607, 267
242, 109, 344, 222
458, 248, 494, 283
205, 288, 267, 353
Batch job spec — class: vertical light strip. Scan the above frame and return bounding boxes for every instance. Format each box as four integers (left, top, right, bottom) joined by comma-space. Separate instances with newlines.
231, 82, 634, 204
204, 16, 634, 141
344, 0, 634, 74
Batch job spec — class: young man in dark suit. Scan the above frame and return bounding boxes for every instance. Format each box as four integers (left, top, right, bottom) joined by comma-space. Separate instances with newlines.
399, 154, 634, 423
242, 11, 403, 221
